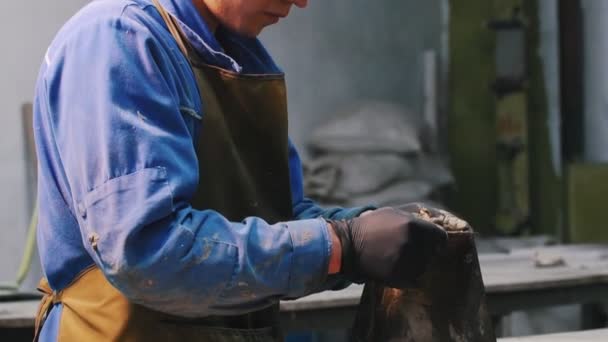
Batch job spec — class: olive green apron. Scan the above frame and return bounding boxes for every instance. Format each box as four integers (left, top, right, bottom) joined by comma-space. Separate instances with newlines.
34, 1, 293, 340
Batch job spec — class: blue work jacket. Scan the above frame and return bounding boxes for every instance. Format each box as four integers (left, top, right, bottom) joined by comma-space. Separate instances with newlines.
33, 0, 372, 328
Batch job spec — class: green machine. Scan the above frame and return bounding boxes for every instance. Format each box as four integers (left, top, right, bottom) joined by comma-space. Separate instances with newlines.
449, 0, 573, 241
567, 164, 608, 243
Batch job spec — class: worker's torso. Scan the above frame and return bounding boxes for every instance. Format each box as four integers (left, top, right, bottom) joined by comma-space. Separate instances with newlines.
35, 0, 292, 293
34, 0, 294, 340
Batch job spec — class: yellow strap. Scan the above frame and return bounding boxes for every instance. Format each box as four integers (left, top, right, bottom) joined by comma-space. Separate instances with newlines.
151, 0, 190, 58
32, 265, 97, 341
33, 278, 55, 342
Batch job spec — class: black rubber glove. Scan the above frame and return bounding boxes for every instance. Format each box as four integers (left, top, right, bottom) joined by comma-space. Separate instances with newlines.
328, 207, 448, 288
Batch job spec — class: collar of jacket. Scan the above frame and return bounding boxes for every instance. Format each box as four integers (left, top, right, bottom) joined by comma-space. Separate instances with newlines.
156, 0, 283, 74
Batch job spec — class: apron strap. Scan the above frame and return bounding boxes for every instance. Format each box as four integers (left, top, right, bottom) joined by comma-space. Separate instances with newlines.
151, 0, 190, 58
33, 278, 56, 342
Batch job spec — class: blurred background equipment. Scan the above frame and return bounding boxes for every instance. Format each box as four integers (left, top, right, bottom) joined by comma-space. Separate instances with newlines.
489, 9, 531, 236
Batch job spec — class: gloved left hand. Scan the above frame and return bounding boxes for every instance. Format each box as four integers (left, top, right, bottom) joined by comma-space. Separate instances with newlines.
328, 207, 448, 288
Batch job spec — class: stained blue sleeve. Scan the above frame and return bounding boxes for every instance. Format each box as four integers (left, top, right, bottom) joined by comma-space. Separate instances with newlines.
41, 5, 331, 317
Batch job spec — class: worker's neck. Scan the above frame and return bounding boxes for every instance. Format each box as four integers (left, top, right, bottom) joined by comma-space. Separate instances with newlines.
193, 0, 219, 33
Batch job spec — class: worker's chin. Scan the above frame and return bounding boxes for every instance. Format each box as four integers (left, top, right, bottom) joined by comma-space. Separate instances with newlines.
240, 28, 263, 38
230, 22, 271, 38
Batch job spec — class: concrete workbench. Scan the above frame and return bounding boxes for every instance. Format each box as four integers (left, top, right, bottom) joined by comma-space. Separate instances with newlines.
280, 244, 608, 331
498, 328, 608, 341
2, 243, 608, 337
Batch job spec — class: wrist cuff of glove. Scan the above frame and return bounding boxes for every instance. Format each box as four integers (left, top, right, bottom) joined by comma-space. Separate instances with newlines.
326, 219, 362, 283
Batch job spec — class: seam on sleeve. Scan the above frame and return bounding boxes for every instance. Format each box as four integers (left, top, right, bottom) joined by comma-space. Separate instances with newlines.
120, 2, 148, 18
160, 167, 176, 212
319, 219, 331, 285
285, 223, 296, 296
179, 106, 202, 120
215, 241, 240, 299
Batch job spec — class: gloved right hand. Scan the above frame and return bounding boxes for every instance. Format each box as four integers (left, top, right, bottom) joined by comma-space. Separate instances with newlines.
327, 207, 448, 288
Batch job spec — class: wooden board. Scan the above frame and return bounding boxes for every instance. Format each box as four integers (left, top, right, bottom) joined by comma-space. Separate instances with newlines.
498, 328, 608, 341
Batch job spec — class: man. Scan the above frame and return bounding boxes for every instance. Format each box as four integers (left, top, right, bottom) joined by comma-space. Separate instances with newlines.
33, 0, 450, 340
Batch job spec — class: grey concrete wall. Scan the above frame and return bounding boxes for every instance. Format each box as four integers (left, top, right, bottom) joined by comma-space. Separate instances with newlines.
0, 0, 90, 285
261, 0, 443, 154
